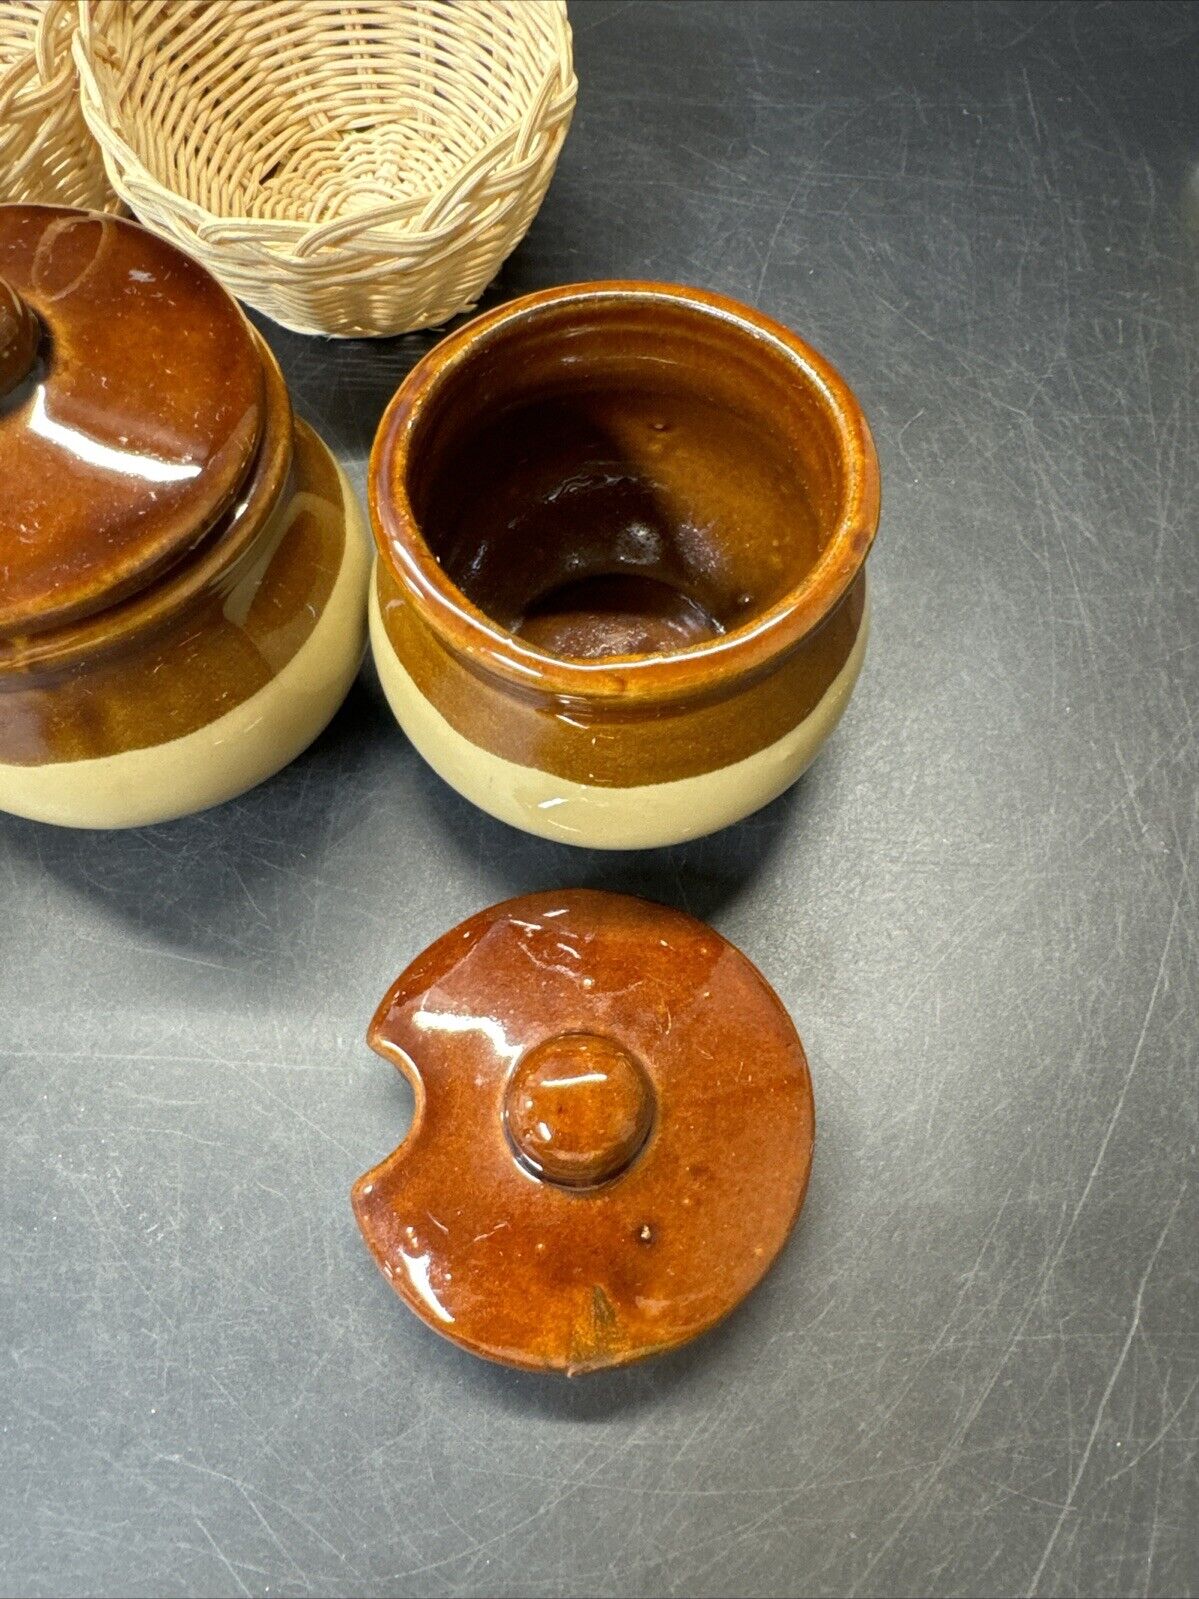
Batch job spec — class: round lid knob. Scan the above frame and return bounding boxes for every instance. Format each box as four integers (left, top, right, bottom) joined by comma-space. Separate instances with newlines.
0, 206, 266, 636
0, 276, 38, 396
354, 890, 815, 1375
504, 1032, 655, 1188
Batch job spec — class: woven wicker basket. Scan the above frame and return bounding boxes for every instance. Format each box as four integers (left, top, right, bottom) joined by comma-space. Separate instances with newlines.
74, 0, 576, 337
0, 0, 115, 210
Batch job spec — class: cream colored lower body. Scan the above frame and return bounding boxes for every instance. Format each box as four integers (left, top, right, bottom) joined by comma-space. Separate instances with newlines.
0, 457, 371, 830
370, 577, 870, 849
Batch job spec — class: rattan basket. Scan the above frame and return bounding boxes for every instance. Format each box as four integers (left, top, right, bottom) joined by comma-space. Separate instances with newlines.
74, 0, 576, 337
0, 0, 115, 209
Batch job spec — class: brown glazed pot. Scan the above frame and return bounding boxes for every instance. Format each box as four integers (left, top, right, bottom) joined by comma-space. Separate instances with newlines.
0, 205, 371, 828
353, 890, 815, 1374
369, 281, 880, 849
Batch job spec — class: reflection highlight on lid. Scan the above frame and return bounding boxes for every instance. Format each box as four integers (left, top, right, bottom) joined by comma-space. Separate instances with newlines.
412, 1006, 521, 1064
396, 1244, 454, 1324
28, 387, 202, 484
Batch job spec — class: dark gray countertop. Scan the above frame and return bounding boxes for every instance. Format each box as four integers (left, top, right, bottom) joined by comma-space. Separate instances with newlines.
2, 3, 1197, 1596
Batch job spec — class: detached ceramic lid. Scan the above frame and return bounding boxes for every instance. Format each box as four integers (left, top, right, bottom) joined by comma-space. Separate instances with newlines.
353, 890, 815, 1374
0, 205, 265, 634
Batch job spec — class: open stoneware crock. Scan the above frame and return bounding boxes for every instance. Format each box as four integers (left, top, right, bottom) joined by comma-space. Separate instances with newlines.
0, 205, 371, 828
369, 281, 880, 849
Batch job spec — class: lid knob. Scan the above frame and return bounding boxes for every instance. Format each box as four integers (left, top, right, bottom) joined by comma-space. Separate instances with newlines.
504, 1032, 655, 1188
0, 276, 39, 398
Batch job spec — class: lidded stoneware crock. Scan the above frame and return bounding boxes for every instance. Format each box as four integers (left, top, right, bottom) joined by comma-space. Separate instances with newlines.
0, 204, 370, 828
369, 280, 879, 849
354, 890, 815, 1374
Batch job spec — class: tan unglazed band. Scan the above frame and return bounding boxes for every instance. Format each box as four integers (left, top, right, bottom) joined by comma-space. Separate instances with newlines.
371, 574, 870, 849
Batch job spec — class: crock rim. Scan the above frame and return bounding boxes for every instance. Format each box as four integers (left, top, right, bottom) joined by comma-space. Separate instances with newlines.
369, 279, 879, 706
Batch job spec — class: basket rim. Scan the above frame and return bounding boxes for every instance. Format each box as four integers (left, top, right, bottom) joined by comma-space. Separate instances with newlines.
73, 0, 576, 263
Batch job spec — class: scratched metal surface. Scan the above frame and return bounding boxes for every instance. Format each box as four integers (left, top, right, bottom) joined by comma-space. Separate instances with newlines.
1, 3, 1197, 1596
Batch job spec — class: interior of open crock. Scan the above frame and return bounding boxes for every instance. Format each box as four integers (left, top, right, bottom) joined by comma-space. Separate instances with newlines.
407, 293, 848, 661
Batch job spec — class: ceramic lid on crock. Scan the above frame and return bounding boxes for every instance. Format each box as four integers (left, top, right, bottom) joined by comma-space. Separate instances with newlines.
353, 890, 815, 1374
0, 205, 265, 634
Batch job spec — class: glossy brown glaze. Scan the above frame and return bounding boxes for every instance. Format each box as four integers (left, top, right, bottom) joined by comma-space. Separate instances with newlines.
0, 275, 38, 396
504, 1032, 656, 1187
0, 204, 365, 776
377, 559, 864, 785
417, 384, 823, 655
369, 281, 879, 788
0, 206, 264, 634
352, 890, 815, 1374
0, 420, 344, 764
0, 315, 291, 674
372, 283, 878, 700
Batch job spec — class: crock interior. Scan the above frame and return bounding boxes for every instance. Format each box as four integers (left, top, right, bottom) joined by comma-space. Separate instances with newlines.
407, 293, 848, 660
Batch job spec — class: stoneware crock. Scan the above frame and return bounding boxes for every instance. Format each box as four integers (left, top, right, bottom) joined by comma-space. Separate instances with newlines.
0, 205, 371, 828
368, 280, 880, 849
353, 889, 815, 1374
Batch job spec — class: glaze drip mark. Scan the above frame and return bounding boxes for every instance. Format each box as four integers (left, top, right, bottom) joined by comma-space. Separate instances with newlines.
567, 1285, 620, 1376
588, 1283, 618, 1346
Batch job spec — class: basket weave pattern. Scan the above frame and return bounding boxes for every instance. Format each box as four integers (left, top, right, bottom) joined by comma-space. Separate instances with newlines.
74, 0, 576, 336
0, 0, 115, 210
